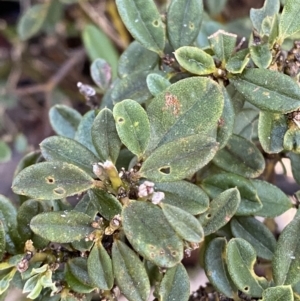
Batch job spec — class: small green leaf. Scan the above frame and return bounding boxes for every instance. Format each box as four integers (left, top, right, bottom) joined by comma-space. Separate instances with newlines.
279, 0, 300, 42
0, 268, 17, 295
200, 173, 262, 216
205, 0, 227, 17
140, 135, 218, 182
66, 258, 95, 293
0, 141, 11, 163
273, 209, 300, 286
40, 136, 99, 178
118, 41, 159, 78
208, 30, 237, 65
289, 153, 300, 185
122, 201, 183, 268
0, 222, 5, 261
12, 162, 94, 200
261, 285, 293, 301
250, 0, 280, 33
87, 242, 113, 290
174, 46, 216, 75
284, 126, 300, 153
204, 238, 237, 298
111, 70, 155, 104
155, 181, 209, 215
90, 58, 112, 91
112, 240, 150, 301
116, 0, 165, 55
161, 203, 204, 243
88, 188, 122, 221
74, 110, 97, 155
158, 263, 190, 301
91, 108, 121, 164
0, 195, 20, 254
258, 111, 288, 153
213, 134, 265, 178
217, 86, 235, 149
49, 105, 82, 139
226, 238, 266, 297
82, 24, 118, 77
230, 69, 300, 113
167, 0, 203, 49
230, 217, 276, 260
225, 49, 250, 74
17, 199, 50, 249
146, 73, 171, 96
250, 44, 272, 69
250, 179, 292, 218
198, 188, 240, 236
30, 211, 94, 243
146, 77, 224, 153
17, 4, 47, 40
113, 99, 150, 158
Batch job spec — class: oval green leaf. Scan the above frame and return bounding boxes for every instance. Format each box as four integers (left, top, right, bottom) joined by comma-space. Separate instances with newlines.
0, 141, 11, 163
158, 263, 190, 301
146, 76, 224, 153
250, 44, 272, 69
250, 179, 292, 218
87, 242, 113, 290
146, 73, 171, 97
213, 134, 265, 178
201, 173, 262, 216
198, 188, 240, 236
118, 41, 159, 78
258, 111, 288, 154
284, 126, 300, 153
167, 0, 203, 50
40, 136, 99, 178
230, 69, 300, 113
204, 238, 237, 298
174, 46, 216, 75
30, 211, 94, 243
155, 181, 209, 215
230, 217, 276, 260
112, 240, 150, 301
116, 0, 165, 55
226, 49, 250, 74
140, 135, 218, 182
90, 58, 112, 91
261, 285, 293, 301
161, 203, 204, 243
122, 201, 183, 268
91, 108, 121, 163
113, 99, 150, 158
273, 209, 300, 286
226, 238, 265, 297
49, 105, 82, 139
12, 162, 94, 200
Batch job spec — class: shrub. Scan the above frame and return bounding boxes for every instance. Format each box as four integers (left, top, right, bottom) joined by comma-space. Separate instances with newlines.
1, 0, 300, 300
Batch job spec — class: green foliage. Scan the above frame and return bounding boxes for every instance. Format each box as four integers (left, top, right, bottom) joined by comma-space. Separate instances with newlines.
4, 0, 300, 300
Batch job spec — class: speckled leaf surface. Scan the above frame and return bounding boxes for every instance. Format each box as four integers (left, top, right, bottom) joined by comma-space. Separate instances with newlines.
200, 173, 262, 216
230, 69, 300, 113
91, 108, 121, 163
158, 263, 190, 301
146, 77, 224, 153
30, 211, 94, 243
113, 99, 150, 158
250, 44, 272, 69
12, 162, 94, 200
227, 238, 266, 297
90, 58, 112, 91
225, 49, 250, 74
175, 46, 216, 75
122, 201, 183, 268
204, 238, 237, 298
213, 134, 265, 178
284, 126, 300, 153
40, 136, 99, 178
155, 181, 209, 215
116, 0, 165, 55
49, 105, 82, 139
198, 188, 240, 236
112, 240, 150, 301
261, 285, 293, 301
167, 0, 203, 50
273, 209, 300, 286
146, 73, 170, 96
